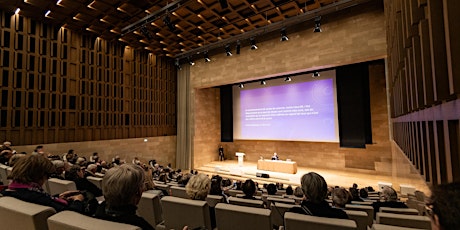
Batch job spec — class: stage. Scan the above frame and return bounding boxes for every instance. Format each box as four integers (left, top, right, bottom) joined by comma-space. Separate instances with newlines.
195, 160, 398, 190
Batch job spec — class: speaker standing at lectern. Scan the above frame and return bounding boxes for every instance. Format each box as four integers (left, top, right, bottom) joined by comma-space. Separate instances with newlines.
271, 152, 279, 160
218, 145, 224, 161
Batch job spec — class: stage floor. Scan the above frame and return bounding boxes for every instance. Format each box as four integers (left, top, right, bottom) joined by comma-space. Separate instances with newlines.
195, 160, 415, 192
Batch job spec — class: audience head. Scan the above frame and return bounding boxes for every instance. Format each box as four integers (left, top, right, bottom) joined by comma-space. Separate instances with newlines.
87, 164, 97, 173
178, 173, 192, 186
10, 154, 55, 186
34, 145, 44, 154
66, 165, 84, 181
294, 186, 304, 198
331, 187, 351, 208
8, 153, 25, 167
359, 188, 368, 198
242, 179, 256, 197
381, 186, 398, 201
300, 172, 328, 203
52, 160, 65, 175
286, 185, 293, 195
210, 175, 223, 195
185, 173, 211, 200
102, 163, 145, 207
428, 182, 460, 230
266, 183, 277, 195
3, 141, 11, 148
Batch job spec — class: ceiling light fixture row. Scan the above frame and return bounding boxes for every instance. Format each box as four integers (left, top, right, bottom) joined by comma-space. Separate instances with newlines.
236, 71, 321, 88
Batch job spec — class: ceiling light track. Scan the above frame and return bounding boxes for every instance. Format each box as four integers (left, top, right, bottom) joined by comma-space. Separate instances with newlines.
120, 0, 189, 36
175, 0, 370, 59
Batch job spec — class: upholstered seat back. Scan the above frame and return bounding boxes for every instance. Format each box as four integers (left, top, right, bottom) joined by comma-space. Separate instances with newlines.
160, 196, 212, 230
284, 212, 357, 230
47, 210, 141, 230
0, 196, 56, 230
215, 203, 271, 230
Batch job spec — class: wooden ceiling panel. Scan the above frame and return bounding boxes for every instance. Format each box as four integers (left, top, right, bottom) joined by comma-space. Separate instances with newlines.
0, 0, 372, 57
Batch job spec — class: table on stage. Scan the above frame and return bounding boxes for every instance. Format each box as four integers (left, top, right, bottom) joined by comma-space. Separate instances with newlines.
257, 159, 297, 174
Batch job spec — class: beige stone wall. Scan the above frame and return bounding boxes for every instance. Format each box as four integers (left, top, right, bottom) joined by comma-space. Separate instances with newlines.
190, 3, 386, 89
190, 2, 428, 190
191, 2, 388, 169
13, 136, 177, 168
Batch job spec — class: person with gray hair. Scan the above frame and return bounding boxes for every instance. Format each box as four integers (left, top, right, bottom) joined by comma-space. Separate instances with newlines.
372, 186, 407, 218
94, 163, 154, 230
289, 172, 348, 219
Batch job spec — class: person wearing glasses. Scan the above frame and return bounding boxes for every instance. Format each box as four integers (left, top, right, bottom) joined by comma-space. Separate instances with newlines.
427, 182, 460, 230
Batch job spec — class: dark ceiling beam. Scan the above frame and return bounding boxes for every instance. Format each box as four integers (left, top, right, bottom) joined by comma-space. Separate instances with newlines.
120, 0, 190, 36
175, 0, 371, 59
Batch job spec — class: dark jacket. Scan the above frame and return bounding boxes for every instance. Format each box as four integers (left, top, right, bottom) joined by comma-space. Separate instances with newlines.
372, 201, 408, 218
1, 186, 84, 213
289, 200, 349, 219
94, 201, 155, 230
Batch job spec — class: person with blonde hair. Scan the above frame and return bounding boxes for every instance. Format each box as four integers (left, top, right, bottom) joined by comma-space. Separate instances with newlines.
94, 163, 154, 230
185, 173, 211, 200
1, 154, 85, 213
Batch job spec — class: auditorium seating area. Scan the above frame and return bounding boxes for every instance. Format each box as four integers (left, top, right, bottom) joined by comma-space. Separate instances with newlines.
0, 159, 435, 230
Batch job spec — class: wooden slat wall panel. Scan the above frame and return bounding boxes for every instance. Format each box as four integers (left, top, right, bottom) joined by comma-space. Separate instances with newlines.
386, 0, 460, 185
0, 11, 177, 145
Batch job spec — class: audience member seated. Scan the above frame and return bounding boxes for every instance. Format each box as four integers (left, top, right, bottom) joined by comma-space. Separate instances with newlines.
241, 179, 257, 200
85, 164, 98, 177
65, 165, 102, 198
331, 187, 351, 209
289, 172, 348, 219
266, 183, 277, 196
349, 183, 364, 202
185, 173, 215, 228
143, 166, 155, 191
89, 152, 99, 163
210, 175, 229, 203
0, 149, 13, 165
286, 185, 293, 196
49, 160, 66, 179
1, 154, 85, 213
359, 188, 369, 200
94, 163, 154, 230
427, 182, 460, 230
63, 149, 78, 164
7, 153, 25, 167
178, 173, 192, 187
294, 186, 304, 198
372, 186, 407, 217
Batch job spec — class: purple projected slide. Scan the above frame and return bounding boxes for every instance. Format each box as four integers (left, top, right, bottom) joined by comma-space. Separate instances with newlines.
239, 79, 338, 142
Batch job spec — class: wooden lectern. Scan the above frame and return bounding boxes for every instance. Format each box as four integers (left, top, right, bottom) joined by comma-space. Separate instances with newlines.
235, 152, 245, 166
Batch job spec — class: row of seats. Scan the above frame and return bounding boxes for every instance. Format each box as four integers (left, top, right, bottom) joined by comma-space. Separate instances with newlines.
0, 196, 141, 230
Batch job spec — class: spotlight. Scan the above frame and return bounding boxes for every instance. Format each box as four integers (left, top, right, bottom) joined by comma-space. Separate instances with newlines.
314, 16, 322, 33
15, 8, 20, 15
188, 56, 195, 66
250, 37, 258, 50
174, 59, 181, 70
238, 83, 244, 88
236, 40, 241, 54
280, 28, 289, 41
225, 44, 232, 56
163, 15, 175, 32
204, 52, 211, 62
140, 26, 153, 40
312, 71, 320, 78
45, 10, 51, 17
260, 80, 266, 85
284, 76, 291, 82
